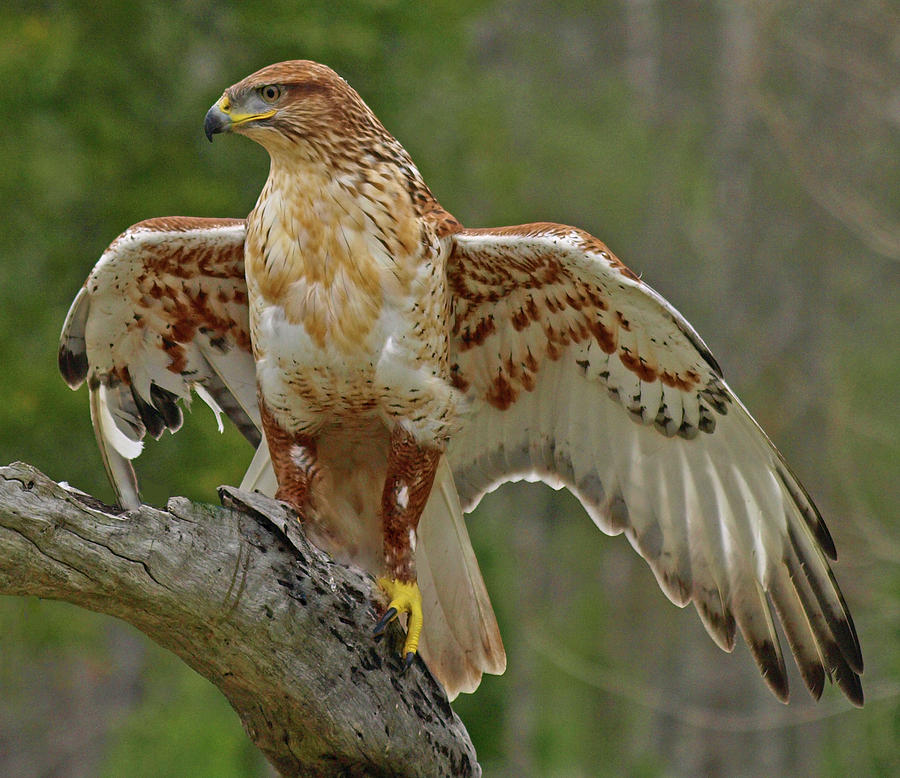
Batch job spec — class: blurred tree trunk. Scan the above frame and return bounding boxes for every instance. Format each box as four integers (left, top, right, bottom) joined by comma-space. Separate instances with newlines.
502, 488, 542, 776
0, 462, 480, 778
624, 0, 660, 120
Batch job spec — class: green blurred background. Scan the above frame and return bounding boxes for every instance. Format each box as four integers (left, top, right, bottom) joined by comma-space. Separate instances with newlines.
1, 1, 898, 775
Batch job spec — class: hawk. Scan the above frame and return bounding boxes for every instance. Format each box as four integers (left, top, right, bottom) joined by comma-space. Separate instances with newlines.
59, 60, 862, 705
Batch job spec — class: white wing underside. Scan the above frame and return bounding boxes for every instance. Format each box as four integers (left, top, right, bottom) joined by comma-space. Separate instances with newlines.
443, 225, 862, 704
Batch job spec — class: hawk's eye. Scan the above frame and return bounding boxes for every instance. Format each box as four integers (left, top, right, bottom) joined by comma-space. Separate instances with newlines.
259, 85, 281, 103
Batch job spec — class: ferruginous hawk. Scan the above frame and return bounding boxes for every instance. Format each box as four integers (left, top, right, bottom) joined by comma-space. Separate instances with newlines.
59, 60, 862, 704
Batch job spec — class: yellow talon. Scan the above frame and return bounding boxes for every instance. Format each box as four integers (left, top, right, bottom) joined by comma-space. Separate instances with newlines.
375, 578, 423, 660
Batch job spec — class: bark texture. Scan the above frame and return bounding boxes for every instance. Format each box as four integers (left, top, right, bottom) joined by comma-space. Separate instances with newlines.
0, 462, 480, 777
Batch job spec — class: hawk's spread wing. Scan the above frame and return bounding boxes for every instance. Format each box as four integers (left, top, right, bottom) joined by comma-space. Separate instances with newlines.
445, 223, 862, 704
59, 217, 259, 508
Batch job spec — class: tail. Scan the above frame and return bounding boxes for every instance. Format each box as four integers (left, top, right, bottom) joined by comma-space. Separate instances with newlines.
416, 458, 506, 699
240, 436, 278, 496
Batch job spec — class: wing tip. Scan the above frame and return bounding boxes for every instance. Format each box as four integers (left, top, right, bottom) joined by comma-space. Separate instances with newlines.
58, 342, 89, 389
841, 672, 865, 708
786, 524, 864, 675
694, 596, 737, 653
775, 461, 836, 560
795, 642, 864, 707
826, 653, 864, 707
801, 662, 826, 702
751, 637, 790, 703
59, 286, 91, 389
821, 636, 864, 706
131, 385, 168, 439
836, 614, 864, 676
149, 383, 184, 432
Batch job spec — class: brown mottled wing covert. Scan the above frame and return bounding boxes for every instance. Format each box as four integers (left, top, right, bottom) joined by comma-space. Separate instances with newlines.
59, 217, 258, 507
445, 223, 862, 705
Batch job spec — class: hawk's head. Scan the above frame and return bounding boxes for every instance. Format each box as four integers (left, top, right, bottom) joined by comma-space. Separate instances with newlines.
204, 60, 379, 156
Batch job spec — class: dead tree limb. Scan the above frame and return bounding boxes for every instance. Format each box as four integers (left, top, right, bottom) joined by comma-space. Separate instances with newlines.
0, 462, 480, 777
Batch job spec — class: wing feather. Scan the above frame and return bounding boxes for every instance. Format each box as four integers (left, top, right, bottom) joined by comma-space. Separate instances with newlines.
89, 383, 140, 509
446, 223, 862, 704
59, 217, 258, 507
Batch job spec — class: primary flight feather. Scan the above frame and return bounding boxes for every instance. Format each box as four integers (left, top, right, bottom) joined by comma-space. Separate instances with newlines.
59, 60, 862, 704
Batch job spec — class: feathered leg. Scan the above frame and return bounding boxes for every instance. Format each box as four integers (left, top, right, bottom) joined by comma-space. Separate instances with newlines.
374, 426, 441, 666
259, 398, 319, 515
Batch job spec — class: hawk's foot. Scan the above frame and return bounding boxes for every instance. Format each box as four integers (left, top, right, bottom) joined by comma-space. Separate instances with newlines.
374, 578, 423, 668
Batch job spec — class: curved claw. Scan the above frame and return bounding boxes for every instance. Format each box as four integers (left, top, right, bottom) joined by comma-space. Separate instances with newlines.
373, 607, 399, 637
376, 578, 423, 659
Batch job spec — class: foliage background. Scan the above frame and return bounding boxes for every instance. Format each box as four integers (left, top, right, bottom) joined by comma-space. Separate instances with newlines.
1, 1, 897, 775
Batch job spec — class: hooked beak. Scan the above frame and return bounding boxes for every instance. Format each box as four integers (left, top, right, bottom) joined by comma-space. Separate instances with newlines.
204, 94, 277, 141
204, 100, 230, 141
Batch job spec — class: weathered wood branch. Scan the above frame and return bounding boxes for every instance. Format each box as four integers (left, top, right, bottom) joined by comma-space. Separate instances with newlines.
0, 462, 480, 777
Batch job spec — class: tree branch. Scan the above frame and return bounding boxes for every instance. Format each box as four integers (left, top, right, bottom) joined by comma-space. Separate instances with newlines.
0, 462, 480, 777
